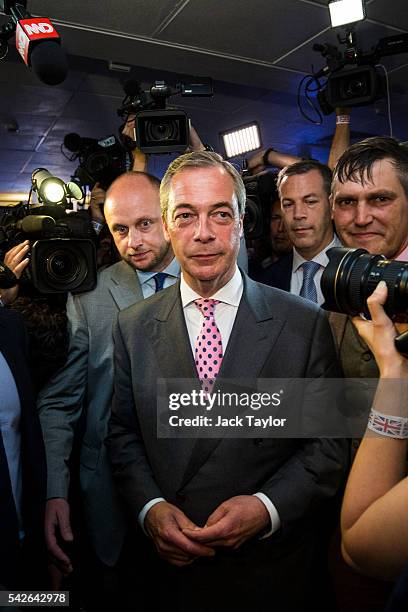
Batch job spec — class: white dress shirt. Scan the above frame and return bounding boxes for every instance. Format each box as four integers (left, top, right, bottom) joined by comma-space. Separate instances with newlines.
139, 266, 281, 538
290, 235, 341, 305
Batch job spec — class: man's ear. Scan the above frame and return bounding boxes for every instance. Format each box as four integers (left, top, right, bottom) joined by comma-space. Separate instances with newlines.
162, 216, 171, 242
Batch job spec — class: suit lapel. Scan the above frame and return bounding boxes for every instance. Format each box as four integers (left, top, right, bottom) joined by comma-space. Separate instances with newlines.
108, 261, 143, 310
179, 274, 286, 492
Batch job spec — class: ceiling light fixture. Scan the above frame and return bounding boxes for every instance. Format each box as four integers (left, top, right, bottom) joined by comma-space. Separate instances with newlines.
328, 0, 366, 28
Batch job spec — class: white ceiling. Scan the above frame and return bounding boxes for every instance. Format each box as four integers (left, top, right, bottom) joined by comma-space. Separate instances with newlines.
0, 0, 407, 195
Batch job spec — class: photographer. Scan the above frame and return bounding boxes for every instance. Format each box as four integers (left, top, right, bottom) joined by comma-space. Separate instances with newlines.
341, 281, 408, 606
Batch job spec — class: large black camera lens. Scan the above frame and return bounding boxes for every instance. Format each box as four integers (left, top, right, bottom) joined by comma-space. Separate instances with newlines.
46, 249, 81, 284
321, 247, 408, 321
135, 109, 189, 153
30, 239, 97, 294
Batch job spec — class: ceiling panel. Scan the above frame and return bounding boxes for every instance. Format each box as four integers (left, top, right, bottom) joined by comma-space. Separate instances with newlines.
368, 0, 408, 31
157, 0, 330, 63
30, 0, 181, 37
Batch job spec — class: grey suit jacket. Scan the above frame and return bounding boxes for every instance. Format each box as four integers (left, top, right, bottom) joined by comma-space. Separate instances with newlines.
107, 273, 348, 535
37, 260, 144, 566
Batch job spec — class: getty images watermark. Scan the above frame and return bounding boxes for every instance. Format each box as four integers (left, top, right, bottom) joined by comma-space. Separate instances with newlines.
156, 378, 382, 439
167, 389, 286, 429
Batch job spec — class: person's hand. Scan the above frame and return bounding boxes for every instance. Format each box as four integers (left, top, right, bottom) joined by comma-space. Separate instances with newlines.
352, 281, 408, 377
89, 183, 106, 224
183, 495, 270, 549
45, 498, 73, 575
245, 149, 268, 175
1, 241, 30, 304
145, 501, 215, 567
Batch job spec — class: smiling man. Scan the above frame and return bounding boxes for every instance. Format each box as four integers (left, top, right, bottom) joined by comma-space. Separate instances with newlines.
107, 151, 348, 611
332, 136, 408, 260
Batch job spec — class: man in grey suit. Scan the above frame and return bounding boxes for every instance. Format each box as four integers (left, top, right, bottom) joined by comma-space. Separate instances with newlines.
37, 171, 179, 608
107, 152, 348, 611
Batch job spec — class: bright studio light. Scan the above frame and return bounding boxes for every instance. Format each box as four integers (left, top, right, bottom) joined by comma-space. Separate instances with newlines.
329, 0, 366, 28
31, 168, 83, 205
220, 122, 261, 159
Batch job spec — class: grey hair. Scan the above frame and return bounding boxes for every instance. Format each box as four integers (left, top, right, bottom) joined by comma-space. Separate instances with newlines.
160, 150, 246, 219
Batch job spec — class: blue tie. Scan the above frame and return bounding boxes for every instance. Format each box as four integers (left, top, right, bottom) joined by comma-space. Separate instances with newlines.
299, 261, 320, 303
153, 272, 168, 292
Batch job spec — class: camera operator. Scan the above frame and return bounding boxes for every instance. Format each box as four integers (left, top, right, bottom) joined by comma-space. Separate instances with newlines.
341, 281, 408, 609
330, 136, 408, 378
325, 136, 408, 612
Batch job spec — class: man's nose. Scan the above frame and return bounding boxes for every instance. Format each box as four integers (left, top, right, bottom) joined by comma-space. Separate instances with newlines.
354, 202, 373, 226
127, 228, 143, 248
193, 216, 215, 242
293, 202, 307, 220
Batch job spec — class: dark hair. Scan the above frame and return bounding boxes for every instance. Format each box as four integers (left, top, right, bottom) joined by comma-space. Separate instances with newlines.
333, 137, 408, 197
277, 160, 332, 197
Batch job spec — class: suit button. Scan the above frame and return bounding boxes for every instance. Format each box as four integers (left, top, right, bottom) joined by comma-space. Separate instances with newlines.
362, 352, 372, 362
176, 491, 186, 502
254, 438, 263, 447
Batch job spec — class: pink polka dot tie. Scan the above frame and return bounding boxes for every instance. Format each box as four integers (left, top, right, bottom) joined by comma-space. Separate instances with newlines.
194, 298, 223, 393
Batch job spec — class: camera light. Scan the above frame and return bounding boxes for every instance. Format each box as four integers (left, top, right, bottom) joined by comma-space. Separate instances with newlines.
41, 179, 66, 204
31, 168, 83, 206
220, 122, 261, 159
329, 0, 365, 28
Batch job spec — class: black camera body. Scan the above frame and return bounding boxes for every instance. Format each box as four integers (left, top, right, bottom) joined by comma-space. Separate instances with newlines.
314, 32, 408, 112
0, 204, 97, 294
117, 78, 213, 154
63, 133, 129, 191
243, 171, 278, 241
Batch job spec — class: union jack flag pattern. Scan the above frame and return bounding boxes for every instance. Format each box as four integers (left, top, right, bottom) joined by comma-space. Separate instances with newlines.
368, 409, 408, 439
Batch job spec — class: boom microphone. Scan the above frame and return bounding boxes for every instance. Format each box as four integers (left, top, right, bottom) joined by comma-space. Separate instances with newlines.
15, 17, 68, 85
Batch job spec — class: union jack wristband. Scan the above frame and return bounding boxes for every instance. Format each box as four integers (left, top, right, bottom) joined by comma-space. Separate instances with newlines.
368, 408, 408, 439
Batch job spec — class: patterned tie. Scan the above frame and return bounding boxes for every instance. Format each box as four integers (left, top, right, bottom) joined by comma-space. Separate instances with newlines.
194, 298, 223, 393
299, 261, 320, 303
153, 272, 168, 292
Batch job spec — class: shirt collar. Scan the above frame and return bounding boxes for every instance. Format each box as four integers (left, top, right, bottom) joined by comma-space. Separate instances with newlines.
292, 234, 341, 272
180, 266, 243, 308
136, 257, 180, 285
395, 240, 408, 261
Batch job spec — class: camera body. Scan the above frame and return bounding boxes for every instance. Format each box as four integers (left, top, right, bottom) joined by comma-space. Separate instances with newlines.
0, 203, 97, 294
63, 133, 129, 191
243, 171, 278, 241
117, 78, 213, 154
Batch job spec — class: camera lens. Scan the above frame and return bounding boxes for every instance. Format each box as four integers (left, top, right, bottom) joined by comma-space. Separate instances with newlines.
321, 247, 408, 321
42, 244, 87, 290
346, 78, 366, 98
146, 119, 179, 142
47, 249, 78, 282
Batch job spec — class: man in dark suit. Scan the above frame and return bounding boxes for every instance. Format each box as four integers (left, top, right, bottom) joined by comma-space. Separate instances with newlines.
258, 160, 340, 304
107, 151, 348, 611
0, 306, 46, 591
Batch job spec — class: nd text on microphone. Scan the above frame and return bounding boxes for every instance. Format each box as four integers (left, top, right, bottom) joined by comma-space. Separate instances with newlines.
15, 17, 68, 85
